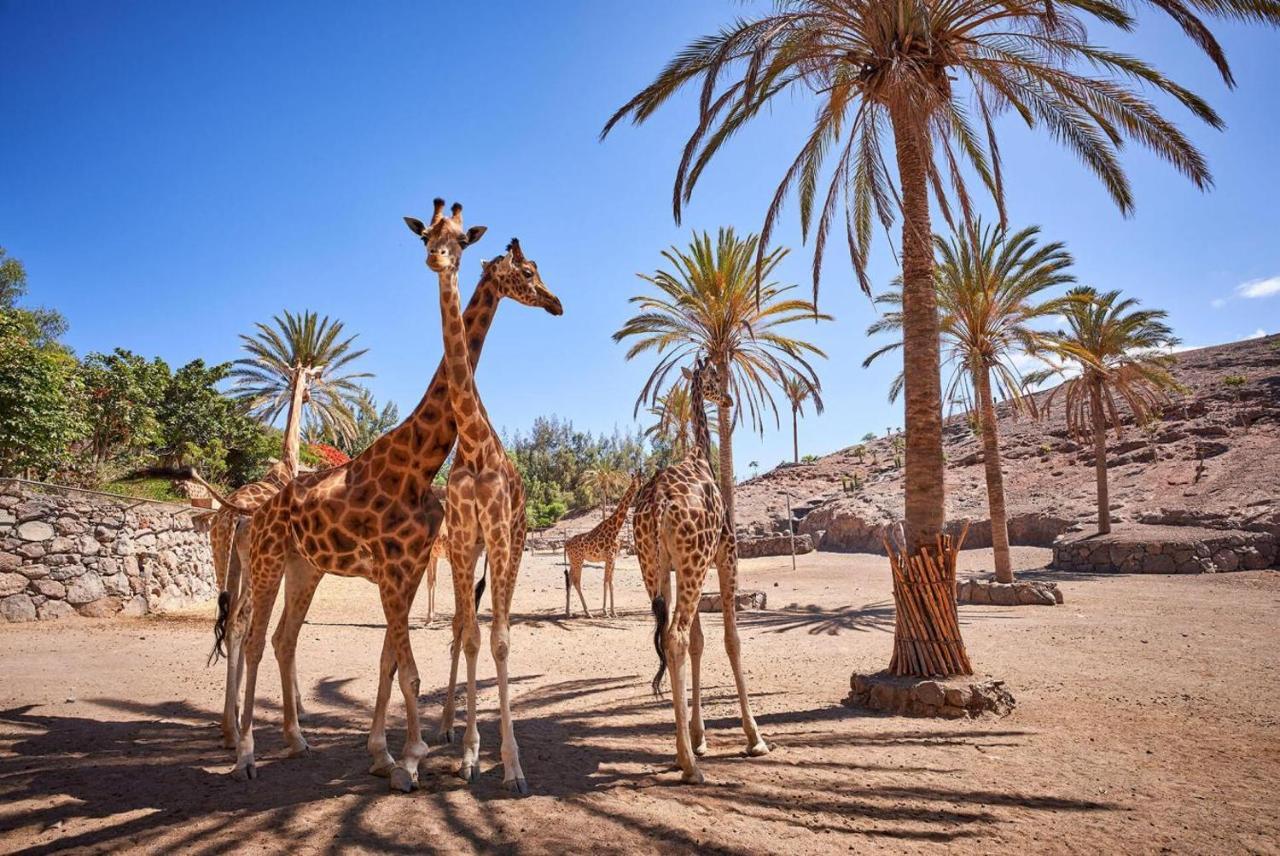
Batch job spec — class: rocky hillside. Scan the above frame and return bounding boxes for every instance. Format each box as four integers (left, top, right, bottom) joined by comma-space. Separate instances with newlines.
734, 334, 1280, 552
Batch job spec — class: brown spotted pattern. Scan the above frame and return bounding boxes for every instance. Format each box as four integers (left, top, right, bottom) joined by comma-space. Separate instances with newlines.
564, 474, 642, 618
631, 357, 769, 783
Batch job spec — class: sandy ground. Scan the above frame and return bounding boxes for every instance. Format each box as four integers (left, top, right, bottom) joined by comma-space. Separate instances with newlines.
1, 548, 1278, 855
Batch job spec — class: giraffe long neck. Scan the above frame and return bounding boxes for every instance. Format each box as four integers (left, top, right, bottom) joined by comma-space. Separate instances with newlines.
354, 269, 499, 496
690, 370, 713, 464
438, 266, 486, 456
601, 480, 639, 537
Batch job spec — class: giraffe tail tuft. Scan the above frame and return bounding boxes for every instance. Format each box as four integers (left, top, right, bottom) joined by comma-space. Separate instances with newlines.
473, 555, 488, 609
650, 594, 668, 697
208, 590, 230, 667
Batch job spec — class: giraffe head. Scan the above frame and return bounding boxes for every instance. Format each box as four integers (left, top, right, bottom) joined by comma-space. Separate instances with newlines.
683, 357, 732, 408
480, 238, 563, 316
403, 198, 488, 273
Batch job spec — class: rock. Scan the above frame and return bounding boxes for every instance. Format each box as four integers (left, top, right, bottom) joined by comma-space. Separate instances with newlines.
16, 521, 55, 542
698, 590, 768, 612
0, 551, 19, 572
120, 595, 147, 617
0, 572, 27, 596
916, 681, 946, 707
1, 593, 37, 622
944, 687, 970, 707
47, 536, 75, 554
65, 573, 106, 605
38, 599, 76, 620
76, 596, 121, 618
1211, 550, 1239, 572
32, 579, 65, 599
49, 563, 88, 582
17, 543, 46, 560
79, 536, 101, 556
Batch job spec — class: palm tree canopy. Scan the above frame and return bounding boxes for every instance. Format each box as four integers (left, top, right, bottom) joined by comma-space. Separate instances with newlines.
865, 222, 1074, 408
1035, 286, 1181, 438
643, 381, 721, 458
230, 309, 371, 443
781, 371, 825, 417
614, 228, 832, 434
601, 0, 1272, 299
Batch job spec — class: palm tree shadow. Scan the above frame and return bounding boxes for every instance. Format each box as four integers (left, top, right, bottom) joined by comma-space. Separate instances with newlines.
734, 601, 896, 635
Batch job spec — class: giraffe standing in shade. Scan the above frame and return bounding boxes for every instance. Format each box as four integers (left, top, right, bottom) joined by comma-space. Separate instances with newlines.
414, 204, 561, 795
563, 473, 641, 618
423, 500, 449, 624
229, 200, 561, 792
632, 356, 769, 784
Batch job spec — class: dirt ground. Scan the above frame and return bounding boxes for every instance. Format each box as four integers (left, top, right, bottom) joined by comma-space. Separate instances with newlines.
1, 548, 1278, 855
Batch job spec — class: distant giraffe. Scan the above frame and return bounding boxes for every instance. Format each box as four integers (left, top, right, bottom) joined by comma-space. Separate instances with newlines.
226, 200, 559, 792
423, 494, 449, 624
632, 356, 769, 784
413, 202, 563, 795
563, 473, 642, 618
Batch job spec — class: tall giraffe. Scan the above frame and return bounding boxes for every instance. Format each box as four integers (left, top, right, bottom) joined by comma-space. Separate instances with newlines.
417, 205, 561, 796
229, 200, 560, 792
563, 473, 641, 618
632, 356, 769, 784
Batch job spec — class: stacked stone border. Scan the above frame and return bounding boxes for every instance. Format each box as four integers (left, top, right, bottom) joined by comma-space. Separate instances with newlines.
0, 478, 216, 622
846, 672, 1016, 719
1051, 525, 1277, 574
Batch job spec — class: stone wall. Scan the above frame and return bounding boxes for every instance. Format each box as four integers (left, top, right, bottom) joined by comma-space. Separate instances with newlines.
736, 532, 814, 559
0, 479, 216, 622
1051, 524, 1277, 574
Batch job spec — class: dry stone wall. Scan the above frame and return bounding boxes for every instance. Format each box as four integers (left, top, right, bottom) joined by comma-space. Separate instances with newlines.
1051, 525, 1277, 574
0, 479, 216, 622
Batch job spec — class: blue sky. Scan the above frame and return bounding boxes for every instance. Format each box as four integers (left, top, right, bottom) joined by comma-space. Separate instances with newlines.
2, 1, 1278, 475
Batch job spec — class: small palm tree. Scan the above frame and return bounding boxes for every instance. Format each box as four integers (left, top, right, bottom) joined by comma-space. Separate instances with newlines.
643, 382, 719, 461
582, 461, 630, 519
865, 223, 1074, 582
1035, 288, 1180, 534
780, 373, 824, 464
230, 310, 370, 475
615, 228, 831, 525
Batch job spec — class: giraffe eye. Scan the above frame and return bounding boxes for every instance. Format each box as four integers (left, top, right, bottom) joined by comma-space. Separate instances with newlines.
523, 268, 534, 279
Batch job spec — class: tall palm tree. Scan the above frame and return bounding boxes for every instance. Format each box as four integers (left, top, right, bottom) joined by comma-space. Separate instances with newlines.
780, 372, 824, 464
614, 228, 831, 525
230, 310, 371, 476
601, 0, 1271, 562
1035, 287, 1180, 534
865, 223, 1074, 582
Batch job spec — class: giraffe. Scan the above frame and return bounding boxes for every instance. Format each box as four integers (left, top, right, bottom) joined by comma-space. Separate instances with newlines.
229, 199, 561, 792
416, 204, 562, 796
563, 473, 642, 618
631, 356, 769, 784
423, 491, 449, 624
188, 460, 295, 750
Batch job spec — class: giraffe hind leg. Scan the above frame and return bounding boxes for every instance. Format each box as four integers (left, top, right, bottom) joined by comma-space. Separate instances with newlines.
715, 531, 769, 756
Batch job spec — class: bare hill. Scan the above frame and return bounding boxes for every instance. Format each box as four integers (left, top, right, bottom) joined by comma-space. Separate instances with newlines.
734, 333, 1280, 552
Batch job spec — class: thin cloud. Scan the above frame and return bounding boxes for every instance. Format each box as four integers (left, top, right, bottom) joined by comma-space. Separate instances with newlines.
1246, 328, 1267, 340
1210, 298, 1226, 309
1236, 276, 1280, 299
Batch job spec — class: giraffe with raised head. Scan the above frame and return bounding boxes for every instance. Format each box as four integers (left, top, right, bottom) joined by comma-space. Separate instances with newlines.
632, 356, 769, 784
228, 199, 560, 793
414, 203, 562, 796
563, 473, 641, 618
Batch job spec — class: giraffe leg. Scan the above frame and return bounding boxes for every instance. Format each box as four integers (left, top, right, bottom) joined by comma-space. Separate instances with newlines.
220, 524, 250, 749
483, 517, 527, 794
273, 558, 322, 758
233, 550, 285, 781
437, 539, 481, 746
448, 536, 483, 785
716, 532, 769, 756
572, 558, 592, 618
689, 610, 707, 756
425, 556, 437, 625
604, 556, 616, 618
664, 560, 706, 785
366, 631, 397, 777
384, 566, 430, 794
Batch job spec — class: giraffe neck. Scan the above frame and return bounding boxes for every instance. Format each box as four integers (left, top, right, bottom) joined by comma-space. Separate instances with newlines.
689, 370, 713, 464
600, 481, 639, 538
437, 266, 486, 456
353, 268, 500, 495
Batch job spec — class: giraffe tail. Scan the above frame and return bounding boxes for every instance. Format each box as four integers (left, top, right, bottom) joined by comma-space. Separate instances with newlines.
473, 555, 487, 609
207, 590, 231, 667
649, 593, 668, 697
562, 546, 569, 597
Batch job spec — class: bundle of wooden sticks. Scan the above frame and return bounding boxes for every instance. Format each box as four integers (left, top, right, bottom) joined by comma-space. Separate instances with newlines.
883, 523, 974, 677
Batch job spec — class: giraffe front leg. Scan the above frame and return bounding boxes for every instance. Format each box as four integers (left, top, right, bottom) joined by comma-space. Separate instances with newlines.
425, 556, 437, 625
665, 615, 701, 784
485, 524, 527, 794
366, 631, 397, 777
689, 611, 707, 756
382, 575, 430, 794
438, 541, 480, 746
604, 556, 617, 618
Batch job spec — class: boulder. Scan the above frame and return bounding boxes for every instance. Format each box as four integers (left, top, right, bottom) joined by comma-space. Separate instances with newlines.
0, 572, 27, 596
1, 593, 37, 622
38, 600, 76, 620
16, 520, 55, 542
65, 573, 106, 605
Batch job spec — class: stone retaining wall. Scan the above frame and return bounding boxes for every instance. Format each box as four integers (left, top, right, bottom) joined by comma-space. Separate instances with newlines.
736, 533, 814, 559
0, 479, 216, 622
1051, 525, 1277, 574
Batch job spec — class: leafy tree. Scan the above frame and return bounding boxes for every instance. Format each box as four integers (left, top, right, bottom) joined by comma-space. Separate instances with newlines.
0, 312, 85, 477
780, 372, 824, 464
230, 310, 370, 475
0, 246, 66, 348
308, 387, 400, 457
614, 228, 830, 524
158, 359, 274, 484
865, 224, 1074, 581
78, 349, 171, 470
1035, 288, 1180, 534
601, 0, 1272, 564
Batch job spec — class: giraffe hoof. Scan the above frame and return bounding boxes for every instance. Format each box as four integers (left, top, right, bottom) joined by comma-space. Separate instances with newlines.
680, 767, 705, 785
221, 734, 238, 751
369, 756, 396, 778
458, 763, 478, 785
747, 740, 771, 757
692, 740, 708, 757
435, 729, 454, 746
388, 767, 417, 793
286, 741, 311, 759
504, 776, 529, 796
232, 762, 256, 782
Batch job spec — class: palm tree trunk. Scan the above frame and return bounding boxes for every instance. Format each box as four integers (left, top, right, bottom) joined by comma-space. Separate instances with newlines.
974, 362, 1013, 583
792, 406, 799, 464
890, 106, 946, 554
280, 368, 307, 477
715, 358, 735, 529
1090, 381, 1111, 534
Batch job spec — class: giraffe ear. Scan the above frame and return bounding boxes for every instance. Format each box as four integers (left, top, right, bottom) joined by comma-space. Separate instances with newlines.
680, 366, 694, 382
462, 225, 487, 247
404, 216, 428, 237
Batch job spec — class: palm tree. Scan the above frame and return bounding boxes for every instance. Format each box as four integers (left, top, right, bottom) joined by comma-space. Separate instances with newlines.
230, 310, 371, 476
1035, 288, 1180, 534
865, 223, 1074, 582
601, 0, 1270, 562
582, 461, 630, 519
614, 228, 831, 525
780, 373, 824, 464
305, 387, 400, 458
643, 382, 720, 461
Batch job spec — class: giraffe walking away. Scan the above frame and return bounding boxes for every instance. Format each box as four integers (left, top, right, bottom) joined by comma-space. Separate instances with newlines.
414, 203, 562, 796
563, 473, 642, 618
632, 356, 769, 784
229, 200, 558, 792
